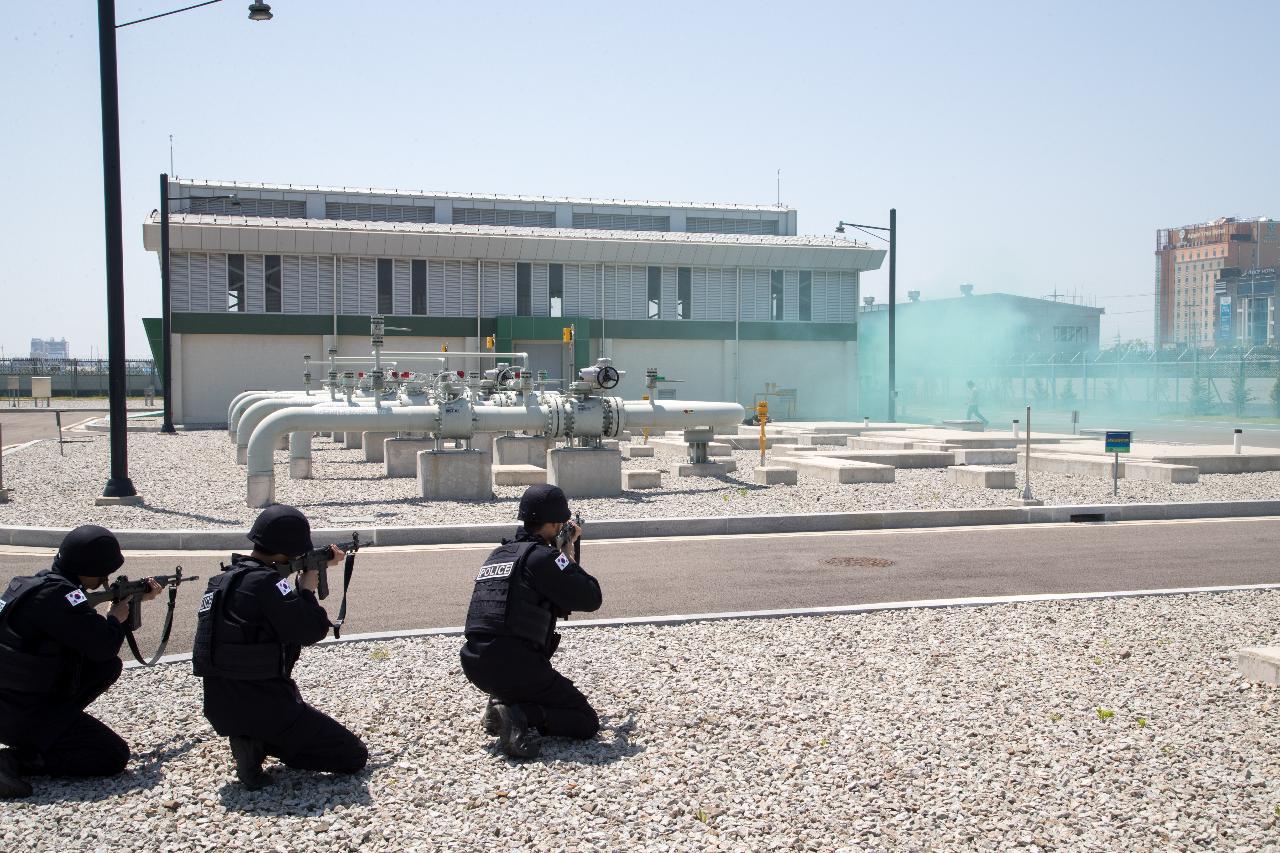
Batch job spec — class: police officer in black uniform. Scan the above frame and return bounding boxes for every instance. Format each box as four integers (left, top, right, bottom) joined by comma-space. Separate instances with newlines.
193, 505, 367, 790
461, 484, 603, 758
0, 525, 162, 798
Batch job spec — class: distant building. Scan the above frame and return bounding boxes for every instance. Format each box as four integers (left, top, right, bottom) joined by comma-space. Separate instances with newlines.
1153, 217, 1280, 348
1216, 267, 1279, 346
29, 338, 69, 359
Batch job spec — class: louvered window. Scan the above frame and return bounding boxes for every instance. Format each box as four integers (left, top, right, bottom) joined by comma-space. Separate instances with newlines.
799, 271, 812, 321
647, 266, 661, 319
377, 258, 393, 314
265, 255, 283, 313
411, 260, 427, 315
452, 208, 555, 228
187, 197, 305, 218
687, 217, 780, 235
770, 270, 784, 321
677, 267, 692, 320
324, 202, 435, 223
572, 213, 671, 232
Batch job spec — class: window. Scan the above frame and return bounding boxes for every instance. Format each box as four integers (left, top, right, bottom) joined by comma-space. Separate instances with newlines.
647, 266, 661, 319
377, 258, 393, 315
1053, 325, 1087, 342
517, 262, 531, 315
770, 270, 784, 321
265, 254, 282, 313
799, 271, 812, 321
411, 259, 426, 315
227, 253, 245, 312
677, 267, 691, 319
549, 263, 564, 317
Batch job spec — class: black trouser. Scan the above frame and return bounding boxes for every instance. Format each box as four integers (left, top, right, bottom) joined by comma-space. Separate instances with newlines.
0, 657, 129, 777
460, 635, 599, 739
257, 704, 368, 775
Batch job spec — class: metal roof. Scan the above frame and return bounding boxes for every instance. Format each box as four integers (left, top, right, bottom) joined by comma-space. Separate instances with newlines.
171, 178, 796, 214
144, 213, 884, 272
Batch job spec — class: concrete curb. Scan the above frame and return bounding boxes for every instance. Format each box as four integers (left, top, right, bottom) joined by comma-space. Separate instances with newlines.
7, 498, 1280, 550
126, 581, 1280, 669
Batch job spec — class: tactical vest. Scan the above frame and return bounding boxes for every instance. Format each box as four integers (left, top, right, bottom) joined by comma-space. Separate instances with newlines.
0, 572, 78, 695
192, 559, 287, 680
464, 539, 554, 650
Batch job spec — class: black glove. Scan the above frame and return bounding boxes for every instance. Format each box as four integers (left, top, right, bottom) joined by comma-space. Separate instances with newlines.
546, 632, 561, 657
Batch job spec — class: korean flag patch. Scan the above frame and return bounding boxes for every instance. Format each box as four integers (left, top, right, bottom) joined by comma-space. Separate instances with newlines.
65, 590, 88, 607
554, 553, 571, 571
276, 578, 292, 596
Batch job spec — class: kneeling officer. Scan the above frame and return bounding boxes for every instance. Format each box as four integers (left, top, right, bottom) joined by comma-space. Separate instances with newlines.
461, 484, 603, 758
194, 505, 367, 789
0, 525, 162, 798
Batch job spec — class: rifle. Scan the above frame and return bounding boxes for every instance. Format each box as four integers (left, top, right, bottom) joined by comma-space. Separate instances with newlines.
284, 533, 361, 639
84, 567, 200, 666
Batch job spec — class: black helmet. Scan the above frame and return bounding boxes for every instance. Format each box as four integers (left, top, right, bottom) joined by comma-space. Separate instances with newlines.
517, 484, 571, 525
55, 525, 124, 577
247, 505, 314, 557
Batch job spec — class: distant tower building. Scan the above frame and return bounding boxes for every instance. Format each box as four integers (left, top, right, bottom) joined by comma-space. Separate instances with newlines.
29, 337, 70, 359
1154, 218, 1280, 348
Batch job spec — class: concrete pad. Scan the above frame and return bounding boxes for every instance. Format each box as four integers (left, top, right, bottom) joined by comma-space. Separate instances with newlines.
1238, 647, 1280, 685
754, 466, 798, 486
952, 448, 1018, 465
417, 449, 492, 500
623, 469, 662, 489
798, 434, 851, 446
675, 461, 738, 477
492, 464, 547, 487
1123, 461, 1199, 484
1019, 452, 1121, 478
949, 465, 1015, 489
708, 442, 732, 457
942, 419, 986, 432
494, 435, 553, 467
343, 430, 363, 450
361, 431, 397, 463
620, 444, 655, 458
386, 438, 437, 477
787, 450, 955, 469
715, 435, 796, 450
847, 436, 918, 451
774, 457, 895, 484
786, 446, 821, 453
547, 448, 623, 498
331, 432, 345, 444
602, 440, 620, 451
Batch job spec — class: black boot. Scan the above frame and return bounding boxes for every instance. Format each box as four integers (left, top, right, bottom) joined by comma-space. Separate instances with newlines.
228, 737, 271, 791
494, 704, 540, 759
0, 749, 32, 799
482, 696, 501, 737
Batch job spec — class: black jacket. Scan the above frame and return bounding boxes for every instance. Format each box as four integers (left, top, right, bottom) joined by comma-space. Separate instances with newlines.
198, 556, 332, 738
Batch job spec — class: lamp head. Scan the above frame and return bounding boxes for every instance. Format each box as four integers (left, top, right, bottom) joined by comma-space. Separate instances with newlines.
248, 3, 273, 21
834, 223, 845, 234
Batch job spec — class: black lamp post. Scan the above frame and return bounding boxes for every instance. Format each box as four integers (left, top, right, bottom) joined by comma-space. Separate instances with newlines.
95, 0, 271, 499
160, 180, 240, 433
837, 209, 897, 422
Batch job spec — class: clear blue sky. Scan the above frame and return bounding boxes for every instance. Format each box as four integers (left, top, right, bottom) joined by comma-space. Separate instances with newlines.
2, 0, 1276, 358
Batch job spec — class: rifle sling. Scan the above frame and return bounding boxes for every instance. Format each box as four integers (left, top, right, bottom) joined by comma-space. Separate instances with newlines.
331, 551, 357, 640
124, 583, 180, 667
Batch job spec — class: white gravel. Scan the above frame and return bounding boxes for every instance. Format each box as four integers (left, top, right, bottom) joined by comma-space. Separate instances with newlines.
0, 430, 1278, 530
3, 590, 1280, 851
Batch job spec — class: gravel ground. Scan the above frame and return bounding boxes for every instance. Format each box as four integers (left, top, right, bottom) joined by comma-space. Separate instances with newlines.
3, 590, 1280, 852
0, 430, 1278, 530
32, 398, 159, 411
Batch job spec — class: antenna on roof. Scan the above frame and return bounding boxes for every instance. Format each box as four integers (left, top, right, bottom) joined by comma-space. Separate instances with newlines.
776, 169, 781, 207
169, 133, 174, 177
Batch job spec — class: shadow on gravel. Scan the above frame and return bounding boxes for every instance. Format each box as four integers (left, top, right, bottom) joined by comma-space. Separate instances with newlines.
494, 712, 645, 767
126, 505, 243, 526
218, 769, 372, 814
22, 734, 210, 803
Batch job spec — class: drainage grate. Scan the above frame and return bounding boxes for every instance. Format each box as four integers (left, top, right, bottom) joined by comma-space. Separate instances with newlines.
822, 556, 896, 568
1069, 513, 1107, 523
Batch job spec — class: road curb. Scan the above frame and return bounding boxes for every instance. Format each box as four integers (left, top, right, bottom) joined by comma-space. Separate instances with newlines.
6, 498, 1280, 550
125, 581, 1280, 669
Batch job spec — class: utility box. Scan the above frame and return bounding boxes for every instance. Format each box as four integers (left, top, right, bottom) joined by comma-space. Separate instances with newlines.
4, 376, 17, 408
30, 377, 52, 407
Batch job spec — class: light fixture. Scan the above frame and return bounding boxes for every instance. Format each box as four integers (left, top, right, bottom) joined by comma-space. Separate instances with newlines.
248, 3, 273, 21
834, 223, 845, 234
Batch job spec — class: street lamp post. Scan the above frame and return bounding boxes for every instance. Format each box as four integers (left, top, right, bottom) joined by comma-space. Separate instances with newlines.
837, 209, 897, 421
93, 0, 271, 499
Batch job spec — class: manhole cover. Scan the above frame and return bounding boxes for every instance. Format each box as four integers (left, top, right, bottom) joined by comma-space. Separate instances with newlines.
822, 556, 896, 568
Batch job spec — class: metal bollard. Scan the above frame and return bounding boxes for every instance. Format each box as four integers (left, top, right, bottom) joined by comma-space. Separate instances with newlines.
1234, 428, 1243, 455
757, 401, 769, 467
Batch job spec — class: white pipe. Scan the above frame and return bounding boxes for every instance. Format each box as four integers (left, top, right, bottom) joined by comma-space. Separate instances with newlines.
235, 396, 389, 463
619, 400, 744, 432
228, 391, 316, 439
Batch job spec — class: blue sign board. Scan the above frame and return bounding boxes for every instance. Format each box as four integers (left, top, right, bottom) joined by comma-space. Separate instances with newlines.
1104, 431, 1132, 453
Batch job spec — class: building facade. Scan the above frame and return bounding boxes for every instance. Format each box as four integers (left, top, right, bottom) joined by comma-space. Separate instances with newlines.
29, 338, 69, 359
143, 180, 884, 426
1154, 217, 1280, 348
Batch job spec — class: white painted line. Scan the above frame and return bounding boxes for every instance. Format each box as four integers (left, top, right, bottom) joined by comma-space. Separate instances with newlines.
1, 440, 43, 457
123, 581, 1280, 669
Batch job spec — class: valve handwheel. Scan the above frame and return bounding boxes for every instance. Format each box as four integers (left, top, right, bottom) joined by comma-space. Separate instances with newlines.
597, 365, 620, 389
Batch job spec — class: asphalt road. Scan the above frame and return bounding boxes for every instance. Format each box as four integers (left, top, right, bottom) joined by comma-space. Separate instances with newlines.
3, 517, 1276, 657
0, 410, 99, 447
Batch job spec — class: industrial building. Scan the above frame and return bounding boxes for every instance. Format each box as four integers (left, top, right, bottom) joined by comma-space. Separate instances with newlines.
29, 338, 70, 359
142, 179, 884, 427
1153, 217, 1280, 348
